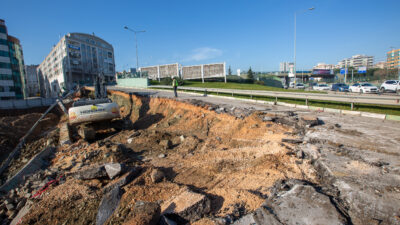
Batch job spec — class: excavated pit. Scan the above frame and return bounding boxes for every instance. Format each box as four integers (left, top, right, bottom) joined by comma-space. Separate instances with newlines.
3, 90, 320, 224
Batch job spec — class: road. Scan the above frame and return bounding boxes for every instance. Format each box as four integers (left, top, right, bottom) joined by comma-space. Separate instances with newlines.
148, 85, 400, 106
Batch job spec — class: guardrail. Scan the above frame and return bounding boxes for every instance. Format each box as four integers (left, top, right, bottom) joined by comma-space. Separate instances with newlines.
151, 85, 400, 107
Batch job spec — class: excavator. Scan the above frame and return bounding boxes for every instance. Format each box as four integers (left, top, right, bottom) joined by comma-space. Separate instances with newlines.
68, 73, 121, 140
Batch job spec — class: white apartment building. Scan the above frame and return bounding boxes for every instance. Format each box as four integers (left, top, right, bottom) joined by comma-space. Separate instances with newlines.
279, 62, 294, 73
338, 55, 374, 69
37, 33, 115, 97
313, 63, 335, 70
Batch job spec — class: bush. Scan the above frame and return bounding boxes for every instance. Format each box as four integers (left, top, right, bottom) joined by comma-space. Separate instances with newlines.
159, 77, 184, 86
254, 80, 265, 85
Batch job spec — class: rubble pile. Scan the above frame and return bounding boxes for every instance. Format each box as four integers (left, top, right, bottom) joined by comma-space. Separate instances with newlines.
1, 89, 398, 224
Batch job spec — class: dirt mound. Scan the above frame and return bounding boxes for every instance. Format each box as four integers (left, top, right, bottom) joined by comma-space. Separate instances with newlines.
7, 91, 317, 224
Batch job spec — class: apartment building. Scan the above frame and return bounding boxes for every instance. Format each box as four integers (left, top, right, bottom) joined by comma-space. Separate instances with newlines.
313, 63, 335, 70
279, 62, 294, 73
25, 65, 40, 97
0, 19, 26, 100
338, 55, 374, 69
37, 33, 115, 97
387, 49, 400, 70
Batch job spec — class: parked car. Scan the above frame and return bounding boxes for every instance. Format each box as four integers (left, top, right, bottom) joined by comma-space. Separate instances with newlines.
313, 84, 331, 91
380, 80, 399, 93
349, 83, 379, 93
331, 83, 349, 92
294, 83, 305, 89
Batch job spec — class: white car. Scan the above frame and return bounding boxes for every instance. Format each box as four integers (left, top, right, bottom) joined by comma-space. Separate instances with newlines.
380, 80, 399, 93
313, 84, 331, 91
294, 83, 305, 89
349, 83, 379, 93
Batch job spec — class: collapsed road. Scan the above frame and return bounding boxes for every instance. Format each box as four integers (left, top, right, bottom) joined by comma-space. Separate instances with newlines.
0, 87, 399, 225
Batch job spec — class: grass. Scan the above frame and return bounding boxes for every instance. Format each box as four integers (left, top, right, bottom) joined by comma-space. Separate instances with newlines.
180, 81, 324, 93
154, 87, 400, 116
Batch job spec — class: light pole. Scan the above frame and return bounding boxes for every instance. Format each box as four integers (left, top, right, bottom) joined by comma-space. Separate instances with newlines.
294, 7, 315, 84
124, 26, 146, 77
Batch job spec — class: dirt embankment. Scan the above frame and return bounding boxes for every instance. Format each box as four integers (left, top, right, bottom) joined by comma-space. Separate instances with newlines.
8, 91, 316, 224
0, 113, 60, 165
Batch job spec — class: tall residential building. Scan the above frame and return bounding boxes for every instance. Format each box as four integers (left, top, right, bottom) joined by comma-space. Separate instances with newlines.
279, 62, 293, 73
387, 49, 400, 70
37, 33, 115, 97
25, 65, 40, 97
338, 55, 374, 69
0, 19, 26, 100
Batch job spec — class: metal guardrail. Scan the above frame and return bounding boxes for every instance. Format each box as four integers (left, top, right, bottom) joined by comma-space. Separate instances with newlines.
151, 85, 400, 107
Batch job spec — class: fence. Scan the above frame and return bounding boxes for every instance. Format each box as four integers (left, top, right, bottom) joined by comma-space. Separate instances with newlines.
0, 98, 57, 109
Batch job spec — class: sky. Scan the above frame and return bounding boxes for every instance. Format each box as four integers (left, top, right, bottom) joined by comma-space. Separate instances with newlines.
1, 0, 400, 72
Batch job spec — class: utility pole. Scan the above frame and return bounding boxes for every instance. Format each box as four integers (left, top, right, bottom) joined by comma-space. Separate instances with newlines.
124, 26, 146, 77
293, 7, 315, 84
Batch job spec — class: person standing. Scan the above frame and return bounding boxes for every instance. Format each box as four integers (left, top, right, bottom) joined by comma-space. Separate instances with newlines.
172, 76, 178, 97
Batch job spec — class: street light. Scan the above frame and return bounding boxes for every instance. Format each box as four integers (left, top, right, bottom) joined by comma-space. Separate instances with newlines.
124, 26, 146, 77
294, 7, 315, 84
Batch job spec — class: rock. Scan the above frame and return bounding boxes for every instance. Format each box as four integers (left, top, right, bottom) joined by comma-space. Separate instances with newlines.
159, 215, 177, 225
150, 169, 165, 183
296, 150, 304, 159
179, 135, 185, 142
262, 116, 274, 122
123, 201, 161, 225
299, 115, 319, 127
127, 138, 133, 144
158, 153, 166, 158
128, 131, 140, 138
73, 165, 107, 180
6, 203, 15, 211
159, 140, 172, 149
16, 199, 26, 210
233, 207, 281, 225
281, 138, 303, 144
102, 167, 141, 193
261, 180, 346, 225
10, 202, 32, 225
161, 188, 211, 222
7, 209, 16, 218
105, 163, 124, 179
96, 186, 123, 225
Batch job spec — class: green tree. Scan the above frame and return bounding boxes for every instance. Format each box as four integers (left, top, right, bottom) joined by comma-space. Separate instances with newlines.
228, 66, 232, 76
247, 67, 254, 81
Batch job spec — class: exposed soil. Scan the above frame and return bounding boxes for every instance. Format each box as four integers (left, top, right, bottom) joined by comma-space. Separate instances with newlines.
11, 91, 316, 224
0, 113, 60, 158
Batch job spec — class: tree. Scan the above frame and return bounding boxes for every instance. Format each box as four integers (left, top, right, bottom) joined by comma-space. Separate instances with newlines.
247, 67, 254, 81
228, 66, 232, 76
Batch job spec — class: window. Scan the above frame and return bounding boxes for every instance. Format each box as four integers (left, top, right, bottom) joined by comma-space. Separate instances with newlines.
0, 50, 9, 57
108, 52, 112, 58
0, 26, 6, 33
0, 62, 11, 68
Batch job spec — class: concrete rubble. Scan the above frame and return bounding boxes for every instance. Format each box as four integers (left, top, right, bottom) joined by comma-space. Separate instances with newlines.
0, 88, 399, 224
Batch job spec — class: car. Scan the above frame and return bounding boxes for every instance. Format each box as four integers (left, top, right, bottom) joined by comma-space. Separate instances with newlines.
349, 83, 379, 93
313, 84, 331, 91
380, 80, 399, 93
331, 83, 349, 92
294, 83, 305, 89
